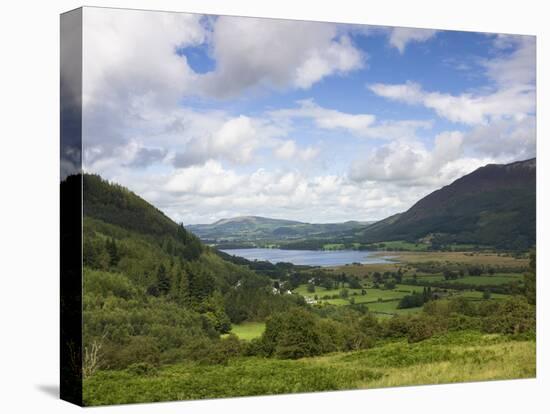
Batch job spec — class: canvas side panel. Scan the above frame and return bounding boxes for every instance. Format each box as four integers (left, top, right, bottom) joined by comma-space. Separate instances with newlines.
60, 7, 83, 407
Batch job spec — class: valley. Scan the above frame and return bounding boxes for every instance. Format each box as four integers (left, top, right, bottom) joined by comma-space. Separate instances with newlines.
78, 158, 536, 405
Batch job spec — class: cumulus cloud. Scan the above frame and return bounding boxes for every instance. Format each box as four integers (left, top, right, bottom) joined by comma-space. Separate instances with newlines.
173, 115, 264, 167
83, 8, 205, 108
388, 27, 437, 53
274, 140, 320, 161
81, 10, 365, 172
348, 116, 532, 189
465, 116, 536, 159
349, 131, 465, 184
82, 8, 207, 169
200, 17, 365, 97
147, 161, 417, 224
164, 160, 244, 196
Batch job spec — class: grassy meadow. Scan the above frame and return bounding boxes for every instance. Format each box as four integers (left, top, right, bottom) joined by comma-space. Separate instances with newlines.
225, 322, 266, 341
83, 330, 535, 405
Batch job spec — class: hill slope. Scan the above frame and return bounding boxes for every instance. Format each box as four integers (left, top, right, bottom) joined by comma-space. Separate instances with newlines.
360, 158, 536, 250
188, 216, 372, 244
80, 174, 301, 371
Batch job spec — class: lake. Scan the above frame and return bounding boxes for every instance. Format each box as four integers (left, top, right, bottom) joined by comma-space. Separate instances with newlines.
220, 248, 395, 267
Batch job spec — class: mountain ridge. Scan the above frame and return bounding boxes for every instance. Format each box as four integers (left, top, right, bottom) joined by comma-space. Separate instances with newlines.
359, 158, 536, 250
187, 215, 374, 244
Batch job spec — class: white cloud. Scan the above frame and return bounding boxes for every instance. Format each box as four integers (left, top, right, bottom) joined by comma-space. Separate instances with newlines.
274, 140, 320, 161
349, 131, 465, 184
164, 160, 244, 196
153, 162, 420, 224
81, 10, 365, 172
271, 99, 431, 140
483, 35, 535, 88
369, 81, 534, 125
83, 8, 205, 108
173, 115, 264, 167
388, 28, 437, 53
465, 116, 536, 159
200, 17, 365, 97
368, 36, 535, 125
82, 8, 207, 169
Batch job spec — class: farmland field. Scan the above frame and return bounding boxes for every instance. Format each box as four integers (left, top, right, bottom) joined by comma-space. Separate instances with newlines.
83, 330, 535, 405
404, 274, 523, 286
388, 251, 529, 266
292, 250, 528, 317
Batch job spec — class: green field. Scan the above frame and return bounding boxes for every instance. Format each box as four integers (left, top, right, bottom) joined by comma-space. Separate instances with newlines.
405, 273, 523, 286
226, 322, 265, 340
363, 300, 421, 315
458, 290, 511, 300
371, 240, 430, 251
296, 284, 422, 299
83, 331, 535, 405
294, 272, 517, 317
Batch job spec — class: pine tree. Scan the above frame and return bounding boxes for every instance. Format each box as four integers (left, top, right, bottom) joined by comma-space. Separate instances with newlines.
156, 264, 171, 295
105, 238, 120, 267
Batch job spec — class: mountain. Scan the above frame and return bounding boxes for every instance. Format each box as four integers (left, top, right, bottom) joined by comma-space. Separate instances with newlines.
360, 158, 536, 250
187, 216, 373, 245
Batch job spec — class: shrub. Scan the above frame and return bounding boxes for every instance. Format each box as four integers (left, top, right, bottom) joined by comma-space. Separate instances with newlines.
316, 319, 346, 353
126, 362, 157, 376
398, 293, 425, 309
481, 297, 535, 335
407, 320, 434, 343
447, 314, 482, 331
262, 308, 322, 359
383, 316, 411, 338
103, 336, 161, 369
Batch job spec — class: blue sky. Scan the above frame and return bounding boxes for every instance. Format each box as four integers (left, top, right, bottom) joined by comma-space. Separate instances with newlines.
81, 8, 536, 224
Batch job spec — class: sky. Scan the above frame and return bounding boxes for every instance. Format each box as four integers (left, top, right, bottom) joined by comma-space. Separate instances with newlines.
80, 7, 536, 225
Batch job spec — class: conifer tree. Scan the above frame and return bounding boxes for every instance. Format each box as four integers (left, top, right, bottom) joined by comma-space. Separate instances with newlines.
156, 264, 171, 295
105, 238, 120, 267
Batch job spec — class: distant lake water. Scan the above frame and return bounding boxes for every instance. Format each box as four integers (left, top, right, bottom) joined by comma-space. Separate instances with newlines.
220, 248, 395, 267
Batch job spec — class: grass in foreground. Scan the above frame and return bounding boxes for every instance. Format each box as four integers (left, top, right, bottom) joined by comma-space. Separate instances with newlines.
83, 331, 535, 406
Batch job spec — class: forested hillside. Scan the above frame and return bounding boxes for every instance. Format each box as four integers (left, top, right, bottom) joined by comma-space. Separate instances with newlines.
82, 174, 300, 372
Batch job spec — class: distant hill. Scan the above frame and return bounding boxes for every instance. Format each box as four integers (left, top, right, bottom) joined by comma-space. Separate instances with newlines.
360, 158, 536, 250
187, 216, 372, 244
